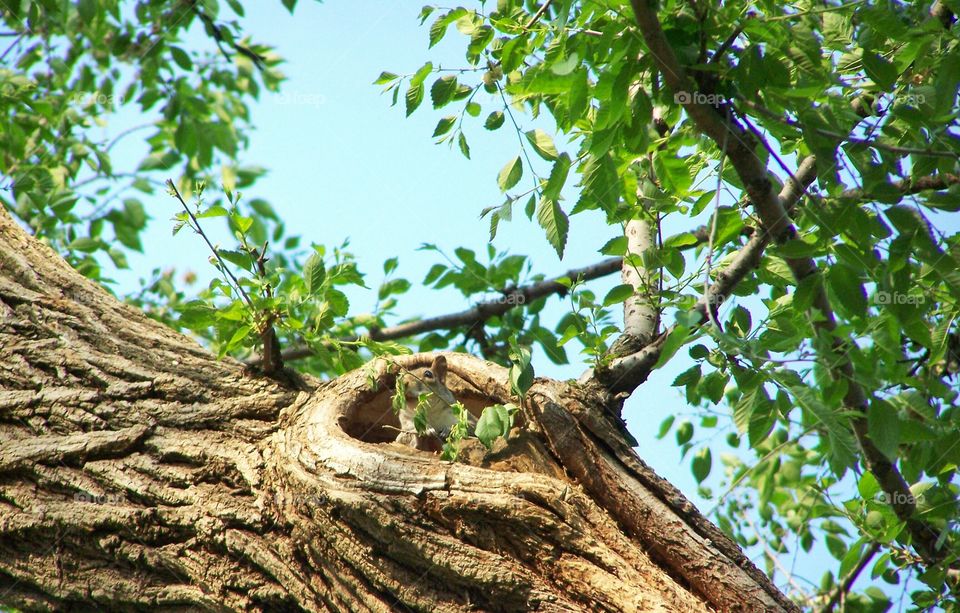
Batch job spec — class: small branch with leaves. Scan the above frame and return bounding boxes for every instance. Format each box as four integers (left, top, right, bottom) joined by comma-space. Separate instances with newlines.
167, 179, 284, 375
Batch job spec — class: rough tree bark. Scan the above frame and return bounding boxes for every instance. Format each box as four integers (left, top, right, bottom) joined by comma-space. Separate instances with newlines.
0, 205, 796, 611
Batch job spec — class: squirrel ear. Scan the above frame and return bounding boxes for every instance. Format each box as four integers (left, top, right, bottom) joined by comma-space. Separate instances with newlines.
431, 355, 447, 384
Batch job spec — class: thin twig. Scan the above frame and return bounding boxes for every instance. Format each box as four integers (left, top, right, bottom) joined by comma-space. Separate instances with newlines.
524, 0, 554, 30
0, 32, 24, 62
736, 97, 959, 158
817, 543, 881, 613
166, 180, 254, 310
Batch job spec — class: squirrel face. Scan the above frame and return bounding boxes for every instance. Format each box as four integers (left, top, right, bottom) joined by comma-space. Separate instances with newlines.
396, 355, 463, 450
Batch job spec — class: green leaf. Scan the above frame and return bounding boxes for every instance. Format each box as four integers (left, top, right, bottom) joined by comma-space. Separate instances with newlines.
653, 325, 691, 370
508, 342, 534, 397
497, 156, 523, 192
458, 132, 470, 159
374, 71, 399, 85
484, 111, 505, 130
429, 9, 466, 47
542, 153, 571, 201
170, 46, 193, 71
603, 284, 634, 306
303, 252, 326, 295
532, 327, 568, 365
599, 236, 627, 255
476, 403, 516, 449
433, 116, 456, 137
657, 415, 675, 439
862, 51, 898, 89
664, 232, 699, 249
430, 75, 458, 108
405, 82, 424, 116
691, 447, 712, 483
827, 264, 867, 319
867, 399, 900, 460
576, 153, 619, 214
524, 129, 559, 161
77, 0, 97, 22
68, 237, 101, 252
198, 205, 228, 218
536, 198, 568, 258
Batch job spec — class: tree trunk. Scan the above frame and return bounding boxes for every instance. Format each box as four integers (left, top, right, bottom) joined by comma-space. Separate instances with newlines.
0, 207, 796, 612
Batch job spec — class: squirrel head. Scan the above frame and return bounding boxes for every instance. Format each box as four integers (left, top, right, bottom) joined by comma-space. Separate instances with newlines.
400, 355, 455, 407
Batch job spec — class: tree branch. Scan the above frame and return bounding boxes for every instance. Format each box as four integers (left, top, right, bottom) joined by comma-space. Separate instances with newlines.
839, 173, 960, 200
595, 156, 818, 394
620, 218, 659, 346
273, 257, 623, 364
736, 97, 959, 158
816, 543, 880, 613
258, 221, 741, 366
627, 0, 950, 565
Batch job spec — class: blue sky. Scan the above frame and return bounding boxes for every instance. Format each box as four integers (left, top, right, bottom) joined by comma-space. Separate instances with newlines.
91, 0, 919, 602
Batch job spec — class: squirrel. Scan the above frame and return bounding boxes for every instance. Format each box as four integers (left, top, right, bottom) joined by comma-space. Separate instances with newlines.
395, 355, 475, 452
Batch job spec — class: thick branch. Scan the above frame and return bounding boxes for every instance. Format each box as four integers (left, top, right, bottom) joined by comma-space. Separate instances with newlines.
620, 219, 659, 347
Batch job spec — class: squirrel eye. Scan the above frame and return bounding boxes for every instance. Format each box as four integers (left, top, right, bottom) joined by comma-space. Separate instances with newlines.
423, 369, 434, 379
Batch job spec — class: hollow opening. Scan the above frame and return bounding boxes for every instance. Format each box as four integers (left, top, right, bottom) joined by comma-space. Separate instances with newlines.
338, 370, 503, 444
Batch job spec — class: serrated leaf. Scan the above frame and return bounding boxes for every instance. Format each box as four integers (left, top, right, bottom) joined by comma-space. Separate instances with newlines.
430, 75, 458, 108
525, 128, 558, 160
429, 9, 466, 47
576, 153, 619, 213
536, 198, 568, 258
458, 132, 470, 159
433, 116, 456, 137
542, 153, 571, 201
405, 83, 424, 116
497, 156, 523, 192
303, 252, 325, 295
484, 111, 505, 130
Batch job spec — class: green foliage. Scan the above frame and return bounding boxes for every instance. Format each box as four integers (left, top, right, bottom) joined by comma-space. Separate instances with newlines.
440, 401, 473, 461
508, 339, 534, 399
9, 0, 960, 608
1, 0, 286, 283
475, 403, 518, 449
389, 1, 960, 608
